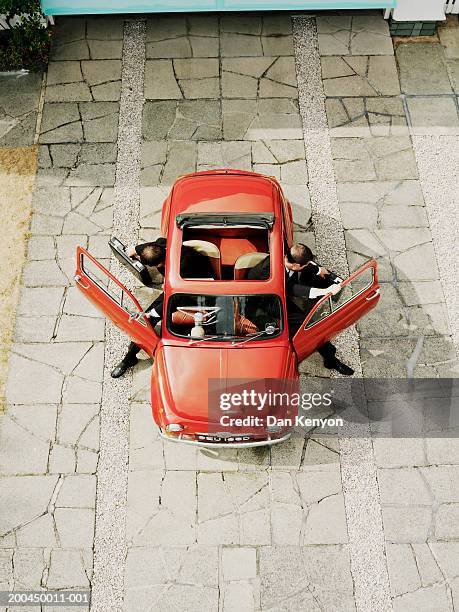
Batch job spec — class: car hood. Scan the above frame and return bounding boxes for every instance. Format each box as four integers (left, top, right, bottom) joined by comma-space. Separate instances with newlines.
153, 345, 292, 422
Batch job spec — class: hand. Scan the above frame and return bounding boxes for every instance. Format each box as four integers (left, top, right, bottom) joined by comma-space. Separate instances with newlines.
328, 283, 341, 296
127, 247, 137, 258
318, 266, 329, 278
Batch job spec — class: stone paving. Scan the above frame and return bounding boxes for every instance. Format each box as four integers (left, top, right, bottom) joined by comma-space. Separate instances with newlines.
317, 15, 458, 380
140, 14, 311, 236
0, 16, 124, 606
0, 73, 42, 147
0, 10, 458, 612
317, 13, 459, 612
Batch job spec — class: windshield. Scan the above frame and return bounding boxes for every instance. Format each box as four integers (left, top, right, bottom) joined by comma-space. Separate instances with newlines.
167, 294, 283, 341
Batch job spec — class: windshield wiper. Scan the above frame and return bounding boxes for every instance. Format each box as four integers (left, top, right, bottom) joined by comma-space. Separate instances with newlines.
189, 325, 280, 346
233, 327, 280, 347
189, 333, 238, 345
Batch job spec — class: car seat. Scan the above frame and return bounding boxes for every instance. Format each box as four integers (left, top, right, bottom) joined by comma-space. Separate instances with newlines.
234, 252, 269, 280
183, 240, 222, 279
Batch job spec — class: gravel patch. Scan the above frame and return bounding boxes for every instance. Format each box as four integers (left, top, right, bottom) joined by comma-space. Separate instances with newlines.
293, 16, 391, 612
91, 19, 146, 612
292, 15, 360, 374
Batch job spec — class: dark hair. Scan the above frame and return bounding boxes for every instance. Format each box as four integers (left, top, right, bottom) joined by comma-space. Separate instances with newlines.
286, 243, 314, 266
136, 243, 166, 267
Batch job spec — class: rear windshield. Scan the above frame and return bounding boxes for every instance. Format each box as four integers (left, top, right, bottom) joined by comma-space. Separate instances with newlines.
167, 294, 283, 341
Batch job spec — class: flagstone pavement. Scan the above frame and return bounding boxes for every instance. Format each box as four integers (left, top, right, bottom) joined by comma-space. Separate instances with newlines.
0, 11, 458, 612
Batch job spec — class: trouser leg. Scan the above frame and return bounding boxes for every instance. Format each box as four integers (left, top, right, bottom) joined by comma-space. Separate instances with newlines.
123, 293, 164, 361
320, 340, 353, 374
287, 299, 338, 364
146, 292, 164, 318
317, 341, 336, 362
124, 341, 141, 363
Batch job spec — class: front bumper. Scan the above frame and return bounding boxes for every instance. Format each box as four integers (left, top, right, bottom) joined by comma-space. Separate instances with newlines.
159, 430, 292, 448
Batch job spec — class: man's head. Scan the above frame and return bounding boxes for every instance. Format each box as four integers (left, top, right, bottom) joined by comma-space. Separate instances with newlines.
136, 242, 166, 267
285, 243, 314, 272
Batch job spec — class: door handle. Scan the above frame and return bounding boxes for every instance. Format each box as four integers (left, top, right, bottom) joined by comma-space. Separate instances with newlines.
365, 289, 380, 301
128, 310, 148, 323
75, 274, 90, 290
128, 311, 140, 322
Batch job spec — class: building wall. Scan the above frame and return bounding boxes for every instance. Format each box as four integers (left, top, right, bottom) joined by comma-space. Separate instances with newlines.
41, 0, 395, 17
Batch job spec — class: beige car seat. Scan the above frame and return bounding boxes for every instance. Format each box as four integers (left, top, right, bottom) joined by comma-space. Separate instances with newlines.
183, 240, 222, 279
234, 252, 269, 280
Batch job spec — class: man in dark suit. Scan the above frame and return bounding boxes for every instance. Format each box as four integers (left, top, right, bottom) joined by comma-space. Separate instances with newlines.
248, 243, 354, 376
111, 238, 214, 378
127, 238, 214, 280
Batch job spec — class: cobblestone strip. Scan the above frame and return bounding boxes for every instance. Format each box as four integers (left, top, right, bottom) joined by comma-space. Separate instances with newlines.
293, 16, 392, 612
91, 20, 146, 612
292, 15, 360, 373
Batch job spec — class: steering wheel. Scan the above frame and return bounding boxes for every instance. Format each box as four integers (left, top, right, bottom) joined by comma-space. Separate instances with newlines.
177, 306, 220, 326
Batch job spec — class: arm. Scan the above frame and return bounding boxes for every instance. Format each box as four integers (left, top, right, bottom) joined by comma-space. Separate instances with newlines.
145, 293, 164, 318
317, 264, 342, 283
323, 269, 341, 283
291, 282, 341, 299
301, 263, 342, 287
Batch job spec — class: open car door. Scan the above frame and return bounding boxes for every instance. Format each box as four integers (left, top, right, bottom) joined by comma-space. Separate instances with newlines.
293, 260, 380, 363
75, 246, 159, 357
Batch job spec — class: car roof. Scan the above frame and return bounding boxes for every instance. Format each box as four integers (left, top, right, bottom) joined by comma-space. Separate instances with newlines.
169, 170, 282, 218
164, 170, 286, 297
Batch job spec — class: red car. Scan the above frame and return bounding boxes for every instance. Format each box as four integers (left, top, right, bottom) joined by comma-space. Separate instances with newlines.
75, 170, 380, 447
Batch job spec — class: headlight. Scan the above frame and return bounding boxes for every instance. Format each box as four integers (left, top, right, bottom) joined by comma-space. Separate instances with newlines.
166, 423, 184, 433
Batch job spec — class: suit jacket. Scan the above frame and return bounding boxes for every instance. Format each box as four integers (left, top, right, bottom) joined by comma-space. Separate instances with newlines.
180, 245, 215, 279
247, 254, 270, 281
247, 255, 338, 298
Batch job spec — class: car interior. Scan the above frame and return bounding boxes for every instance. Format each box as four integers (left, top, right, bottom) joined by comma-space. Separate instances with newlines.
181, 226, 270, 280
167, 294, 282, 339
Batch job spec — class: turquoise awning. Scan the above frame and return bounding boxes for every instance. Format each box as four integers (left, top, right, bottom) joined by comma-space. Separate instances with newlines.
41, 0, 396, 16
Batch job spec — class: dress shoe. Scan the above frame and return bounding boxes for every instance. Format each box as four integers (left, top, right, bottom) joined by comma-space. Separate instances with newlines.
111, 356, 138, 378
323, 358, 354, 376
